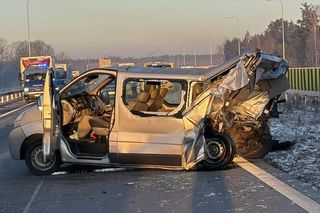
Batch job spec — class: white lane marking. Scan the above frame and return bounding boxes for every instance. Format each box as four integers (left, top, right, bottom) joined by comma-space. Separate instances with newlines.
234, 156, 320, 213
22, 178, 44, 213
0, 102, 34, 119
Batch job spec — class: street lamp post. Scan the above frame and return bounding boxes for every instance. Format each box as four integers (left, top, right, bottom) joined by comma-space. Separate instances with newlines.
267, 0, 285, 59
201, 28, 213, 67
226, 16, 241, 56
27, 0, 31, 57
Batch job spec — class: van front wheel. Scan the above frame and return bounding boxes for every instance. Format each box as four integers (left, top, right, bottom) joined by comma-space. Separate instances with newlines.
201, 134, 235, 170
25, 141, 60, 175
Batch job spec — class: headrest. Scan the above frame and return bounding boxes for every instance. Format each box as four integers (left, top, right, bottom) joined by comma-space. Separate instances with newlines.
137, 92, 150, 103
194, 84, 203, 95
148, 85, 157, 93
159, 88, 168, 98
150, 88, 159, 99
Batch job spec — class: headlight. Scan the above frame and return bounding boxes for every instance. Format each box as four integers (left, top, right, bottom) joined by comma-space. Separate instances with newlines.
24, 87, 29, 92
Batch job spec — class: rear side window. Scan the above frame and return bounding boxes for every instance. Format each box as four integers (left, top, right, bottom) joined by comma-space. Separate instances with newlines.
164, 82, 182, 105
123, 79, 186, 116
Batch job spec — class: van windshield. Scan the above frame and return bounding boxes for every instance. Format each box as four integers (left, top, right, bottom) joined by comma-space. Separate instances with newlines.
25, 72, 46, 82
62, 74, 112, 97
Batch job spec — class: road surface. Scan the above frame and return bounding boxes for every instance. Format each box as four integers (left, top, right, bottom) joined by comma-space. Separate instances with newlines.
0, 100, 319, 213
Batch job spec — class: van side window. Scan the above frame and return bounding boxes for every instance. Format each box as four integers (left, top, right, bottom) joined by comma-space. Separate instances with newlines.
100, 79, 116, 106
123, 79, 186, 116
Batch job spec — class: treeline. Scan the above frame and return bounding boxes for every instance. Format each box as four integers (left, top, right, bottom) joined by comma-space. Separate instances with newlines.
0, 39, 70, 69
223, 2, 320, 67
0, 2, 318, 71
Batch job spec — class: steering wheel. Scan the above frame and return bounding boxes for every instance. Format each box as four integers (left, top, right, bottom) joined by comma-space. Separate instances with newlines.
81, 91, 97, 112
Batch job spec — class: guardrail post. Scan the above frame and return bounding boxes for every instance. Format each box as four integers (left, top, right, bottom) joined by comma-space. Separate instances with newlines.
293, 94, 297, 107
304, 95, 307, 108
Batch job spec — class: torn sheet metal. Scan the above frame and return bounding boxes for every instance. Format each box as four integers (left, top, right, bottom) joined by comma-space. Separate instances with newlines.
217, 60, 249, 97
183, 51, 290, 162
183, 119, 206, 170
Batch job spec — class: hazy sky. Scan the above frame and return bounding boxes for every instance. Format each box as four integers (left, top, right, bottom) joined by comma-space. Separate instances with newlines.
0, 0, 319, 58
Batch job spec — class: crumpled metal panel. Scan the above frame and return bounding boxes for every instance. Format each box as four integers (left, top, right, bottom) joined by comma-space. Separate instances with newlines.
183, 51, 289, 168
217, 60, 249, 96
183, 119, 206, 170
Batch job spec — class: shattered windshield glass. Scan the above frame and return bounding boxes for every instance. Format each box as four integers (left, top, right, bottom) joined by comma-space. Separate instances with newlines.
63, 74, 110, 97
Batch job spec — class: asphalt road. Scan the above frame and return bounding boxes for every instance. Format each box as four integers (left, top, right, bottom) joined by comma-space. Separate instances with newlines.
0, 100, 319, 213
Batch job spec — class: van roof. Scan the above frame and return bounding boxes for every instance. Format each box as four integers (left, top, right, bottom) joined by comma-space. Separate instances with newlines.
90, 51, 284, 81
96, 57, 239, 81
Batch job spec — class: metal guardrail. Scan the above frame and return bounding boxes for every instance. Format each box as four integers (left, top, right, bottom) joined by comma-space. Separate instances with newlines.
285, 89, 320, 97
1, 67, 319, 105
0, 90, 23, 104
287, 67, 320, 91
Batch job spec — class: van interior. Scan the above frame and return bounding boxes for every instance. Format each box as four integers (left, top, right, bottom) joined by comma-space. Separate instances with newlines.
59, 74, 115, 157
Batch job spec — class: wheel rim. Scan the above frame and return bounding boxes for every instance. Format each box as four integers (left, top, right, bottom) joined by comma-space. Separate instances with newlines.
205, 138, 227, 164
31, 146, 55, 171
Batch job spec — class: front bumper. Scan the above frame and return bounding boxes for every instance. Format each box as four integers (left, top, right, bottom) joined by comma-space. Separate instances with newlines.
9, 126, 26, 160
23, 91, 43, 100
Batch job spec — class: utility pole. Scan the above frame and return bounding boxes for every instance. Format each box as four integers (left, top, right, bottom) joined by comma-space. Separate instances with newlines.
201, 28, 213, 66
226, 16, 241, 56
267, 0, 285, 59
27, 0, 31, 57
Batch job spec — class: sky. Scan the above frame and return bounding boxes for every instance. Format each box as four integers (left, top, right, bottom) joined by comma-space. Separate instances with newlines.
0, 0, 319, 58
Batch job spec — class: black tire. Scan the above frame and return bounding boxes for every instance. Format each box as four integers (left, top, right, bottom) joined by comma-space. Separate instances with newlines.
25, 140, 60, 175
202, 134, 236, 170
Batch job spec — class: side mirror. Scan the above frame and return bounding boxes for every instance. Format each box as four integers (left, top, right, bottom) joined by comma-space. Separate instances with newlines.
37, 95, 44, 111
101, 90, 110, 104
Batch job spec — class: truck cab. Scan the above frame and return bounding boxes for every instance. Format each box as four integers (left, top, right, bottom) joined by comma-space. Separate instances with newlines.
20, 56, 53, 103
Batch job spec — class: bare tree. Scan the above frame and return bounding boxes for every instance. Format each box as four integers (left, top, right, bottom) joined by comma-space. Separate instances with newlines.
0, 38, 9, 70
55, 51, 71, 63
305, 5, 319, 66
31, 40, 55, 57
10, 40, 55, 62
10, 41, 29, 62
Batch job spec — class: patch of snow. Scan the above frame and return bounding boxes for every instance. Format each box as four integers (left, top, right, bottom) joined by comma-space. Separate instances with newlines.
265, 107, 320, 189
51, 171, 68, 176
126, 182, 136, 185
256, 204, 268, 209
160, 200, 170, 207
204, 192, 216, 197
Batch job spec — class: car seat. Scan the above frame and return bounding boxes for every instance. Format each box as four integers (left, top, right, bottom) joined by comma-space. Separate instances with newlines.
128, 91, 150, 111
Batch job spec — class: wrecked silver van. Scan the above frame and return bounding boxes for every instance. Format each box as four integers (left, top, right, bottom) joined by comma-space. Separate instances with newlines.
9, 50, 289, 175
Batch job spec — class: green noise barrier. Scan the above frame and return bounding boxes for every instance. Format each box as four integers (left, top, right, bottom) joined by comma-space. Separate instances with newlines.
286, 67, 320, 91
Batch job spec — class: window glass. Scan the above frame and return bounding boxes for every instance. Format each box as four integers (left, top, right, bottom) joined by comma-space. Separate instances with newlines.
55, 68, 67, 79
62, 74, 111, 97
123, 79, 185, 114
164, 82, 182, 105
100, 79, 116, 106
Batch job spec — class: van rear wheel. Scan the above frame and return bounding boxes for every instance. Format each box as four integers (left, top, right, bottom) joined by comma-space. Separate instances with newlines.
25, 141, 60, 175
201, 134, 235, 170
